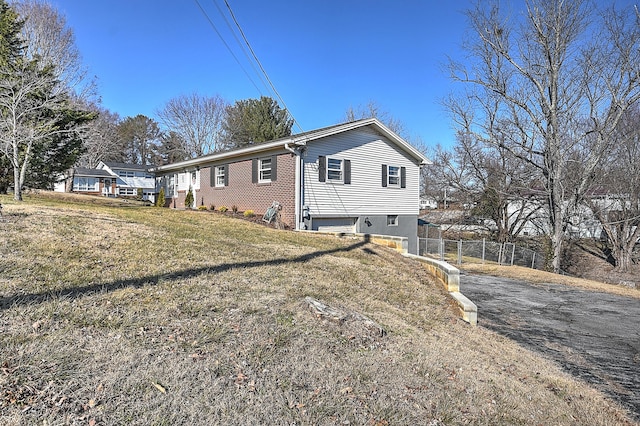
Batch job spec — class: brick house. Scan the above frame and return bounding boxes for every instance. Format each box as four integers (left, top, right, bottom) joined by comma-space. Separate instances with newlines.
152, 118, 429, 253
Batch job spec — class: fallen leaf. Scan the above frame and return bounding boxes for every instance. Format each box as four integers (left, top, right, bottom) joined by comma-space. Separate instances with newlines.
152, 382, 167, 394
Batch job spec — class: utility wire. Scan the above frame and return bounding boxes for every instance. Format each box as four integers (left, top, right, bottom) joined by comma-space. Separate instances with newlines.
223, 0, 304, 134
193, 0, 263, 95
210, 0, 271, 93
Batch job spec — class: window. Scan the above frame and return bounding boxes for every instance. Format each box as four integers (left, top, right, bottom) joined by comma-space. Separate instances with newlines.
118, 170, 134, 178
259, 157, 272, 182
252, 156, 277, 184
318, 156, 351, 184
73, 177, 97, 192
119, 187, 136, 196
215, 166, 226, 187
382, 164, 406, 188
327, 158, 343, 181
388, 166, 400, 187
387, 215, 399, 226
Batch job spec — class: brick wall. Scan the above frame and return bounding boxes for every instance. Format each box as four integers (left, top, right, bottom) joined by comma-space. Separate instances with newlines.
184, 153, 297, 226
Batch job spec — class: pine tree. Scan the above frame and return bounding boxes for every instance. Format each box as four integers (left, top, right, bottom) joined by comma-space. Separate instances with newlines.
156, 187, 165, 208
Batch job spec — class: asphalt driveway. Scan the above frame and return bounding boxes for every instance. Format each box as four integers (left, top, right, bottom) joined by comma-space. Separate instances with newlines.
462, 273, 640, 420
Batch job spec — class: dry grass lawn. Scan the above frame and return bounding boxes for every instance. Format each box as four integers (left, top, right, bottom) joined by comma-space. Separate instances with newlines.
460, 263, 640, 299
0, 192, 636, 425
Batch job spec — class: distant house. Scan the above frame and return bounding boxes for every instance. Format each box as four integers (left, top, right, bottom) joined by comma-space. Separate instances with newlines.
60, 167, 116, 196
152, 119, 430, 254
419, 196, 438, 210
97, 162, 155, 202
56, 162, 155, 203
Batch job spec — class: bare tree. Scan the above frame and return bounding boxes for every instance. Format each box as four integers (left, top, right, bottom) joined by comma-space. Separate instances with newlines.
429, 132, 542, 242
446, 0, 640, 272
77, 104, 121, 168
0, 60, 69, 200
12, 0, 95, 101
344, 100, 405, 137
156, 93, 227, 157
586, 107, 640, 272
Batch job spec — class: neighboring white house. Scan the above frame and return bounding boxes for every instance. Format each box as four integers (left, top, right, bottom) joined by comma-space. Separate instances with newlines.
419, 196, 438, 210
152, 119, 430, 254
97, 162, 156, 203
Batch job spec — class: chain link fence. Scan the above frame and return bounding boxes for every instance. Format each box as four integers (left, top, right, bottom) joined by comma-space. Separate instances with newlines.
419, 238, 546, 270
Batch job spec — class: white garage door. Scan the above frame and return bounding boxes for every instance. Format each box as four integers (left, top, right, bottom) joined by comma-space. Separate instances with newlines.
312, 217, 356, 233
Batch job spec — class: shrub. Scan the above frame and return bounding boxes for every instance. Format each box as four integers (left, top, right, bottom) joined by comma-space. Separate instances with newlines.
209, 204, 215, 211
243, 210, 254, 217
155, 187, 165, 207
185, 187, 194, 209
197, 205, 207, 211
231, 205, 238, 214
218, 206, 228, 213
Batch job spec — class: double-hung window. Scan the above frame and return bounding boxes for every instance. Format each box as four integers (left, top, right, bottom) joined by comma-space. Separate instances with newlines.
318, 156, 351, 184
259, 157, 272, 183
382, 164, 406, 188
327, 158, 343, 182
215, 166, 226, 187
388, 166, 400, 187
252, 156, 277, 184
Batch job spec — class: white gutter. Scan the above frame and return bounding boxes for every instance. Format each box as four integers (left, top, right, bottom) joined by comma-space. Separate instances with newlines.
284, 143, 302, 231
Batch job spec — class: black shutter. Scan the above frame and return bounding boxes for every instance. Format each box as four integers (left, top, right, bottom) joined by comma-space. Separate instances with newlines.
400, 166, 406, 188
252, 159, 258, 183
318, 156, 326, 182
382, 164, 388, 187
271, 155, 277, 182
224, 165, 229, 186
210, 166, 215, 187
344, 159, 351, 184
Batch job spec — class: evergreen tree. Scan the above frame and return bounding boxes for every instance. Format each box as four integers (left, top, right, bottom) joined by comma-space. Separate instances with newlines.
155, 187, 165, 208
222, 96, 293, 150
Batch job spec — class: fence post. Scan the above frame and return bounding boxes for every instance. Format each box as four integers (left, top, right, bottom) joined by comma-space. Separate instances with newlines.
511, 243, 516, 266
439, 238, 444, 261
482, 238, 486, 264
531, 251, 536, 269
457, 240, 462, 266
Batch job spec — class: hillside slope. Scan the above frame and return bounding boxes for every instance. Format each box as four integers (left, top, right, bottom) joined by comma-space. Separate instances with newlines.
0, 193, 635, 425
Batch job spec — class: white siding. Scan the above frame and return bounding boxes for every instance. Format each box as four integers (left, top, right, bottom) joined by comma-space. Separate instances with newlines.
176, 169, 200, 192
302, 128, 420, 217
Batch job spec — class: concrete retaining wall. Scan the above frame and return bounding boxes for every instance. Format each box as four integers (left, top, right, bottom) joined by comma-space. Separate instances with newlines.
404, 253, 477, 326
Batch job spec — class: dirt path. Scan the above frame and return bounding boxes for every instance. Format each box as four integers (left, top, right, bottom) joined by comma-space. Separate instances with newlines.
462, 273, 640, 420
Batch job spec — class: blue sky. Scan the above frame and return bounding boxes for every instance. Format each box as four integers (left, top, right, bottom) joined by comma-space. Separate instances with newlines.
52, 1, 471, 147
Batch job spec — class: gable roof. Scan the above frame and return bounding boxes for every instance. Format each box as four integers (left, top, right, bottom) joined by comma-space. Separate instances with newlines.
152, 118, 431, 173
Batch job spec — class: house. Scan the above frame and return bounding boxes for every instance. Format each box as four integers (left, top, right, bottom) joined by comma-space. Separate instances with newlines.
55, 162, 156, 202
152, 119, 430, 254
97, 162, 156, 202
61, 167, 117, 196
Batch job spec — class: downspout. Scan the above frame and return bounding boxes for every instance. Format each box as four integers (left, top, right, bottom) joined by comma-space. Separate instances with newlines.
284, 143, 302, 231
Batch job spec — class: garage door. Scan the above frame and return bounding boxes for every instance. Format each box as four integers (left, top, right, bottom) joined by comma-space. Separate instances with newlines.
312, 217, 356, 233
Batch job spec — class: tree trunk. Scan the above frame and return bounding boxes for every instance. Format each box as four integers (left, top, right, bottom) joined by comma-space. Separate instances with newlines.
13, 162, 21, 201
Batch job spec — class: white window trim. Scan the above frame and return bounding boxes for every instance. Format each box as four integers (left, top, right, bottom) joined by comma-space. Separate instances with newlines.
387, 215, 399, 226
387, 165, 401, 187
215, 166, 225, 187
326, 157, 343, 183
259, 157, 272, 183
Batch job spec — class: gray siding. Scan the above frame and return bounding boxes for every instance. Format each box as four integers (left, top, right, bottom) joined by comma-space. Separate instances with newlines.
302, 128, 420, 217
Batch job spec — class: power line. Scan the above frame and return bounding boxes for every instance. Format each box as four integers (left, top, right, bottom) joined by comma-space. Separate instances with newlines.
209, 0, 271, 93
222, 0, 304, 133
193, 0, 263, 95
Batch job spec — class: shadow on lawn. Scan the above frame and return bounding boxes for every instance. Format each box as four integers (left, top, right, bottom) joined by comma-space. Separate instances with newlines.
1, 236, 372, 310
